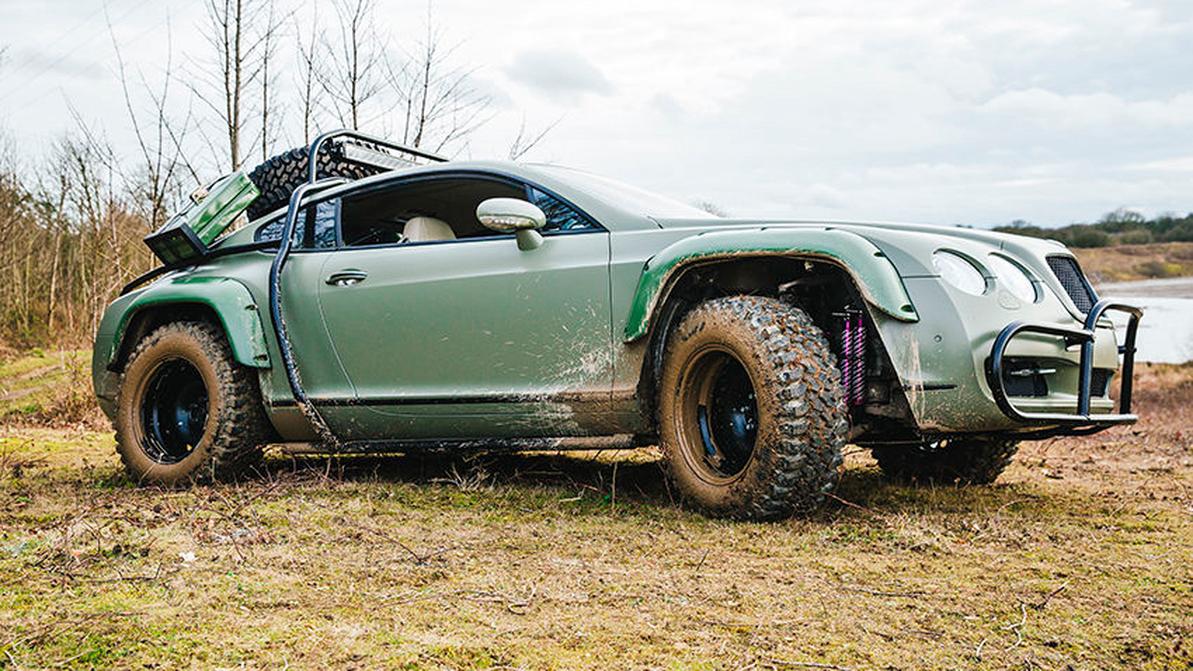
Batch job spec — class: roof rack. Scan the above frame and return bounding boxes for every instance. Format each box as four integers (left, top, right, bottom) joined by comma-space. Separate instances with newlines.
306, 129, 448, 184
126, 131, 448, 293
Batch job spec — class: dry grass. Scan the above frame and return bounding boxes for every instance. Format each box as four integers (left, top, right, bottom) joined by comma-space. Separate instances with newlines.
0, 349, 106, 430
1072, 242, 1193, 283
0, 358, 1189, 669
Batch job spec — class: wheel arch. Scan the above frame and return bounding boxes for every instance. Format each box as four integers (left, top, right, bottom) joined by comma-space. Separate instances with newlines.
104, 278, 271, 373
631, 250, 909, 435
623, 228, 919, 343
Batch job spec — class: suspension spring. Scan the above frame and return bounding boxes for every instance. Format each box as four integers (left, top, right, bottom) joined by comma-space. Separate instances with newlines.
835, 307, 867, 407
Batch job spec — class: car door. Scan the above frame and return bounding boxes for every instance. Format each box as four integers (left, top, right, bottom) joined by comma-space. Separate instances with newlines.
248, 199, 372, 440
314, 173, 613, 440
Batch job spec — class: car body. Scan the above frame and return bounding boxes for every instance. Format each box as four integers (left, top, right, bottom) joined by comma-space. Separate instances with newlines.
91, 134, 1142, 514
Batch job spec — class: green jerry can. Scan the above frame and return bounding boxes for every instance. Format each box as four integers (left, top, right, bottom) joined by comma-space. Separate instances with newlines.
144, 171, 260, 265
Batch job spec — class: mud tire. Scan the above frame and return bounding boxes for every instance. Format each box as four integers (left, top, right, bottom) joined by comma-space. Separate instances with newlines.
657, 296, 848, 520
871, 437, 1019, 485
246, 143, 382, 220
115, 321, 269, 486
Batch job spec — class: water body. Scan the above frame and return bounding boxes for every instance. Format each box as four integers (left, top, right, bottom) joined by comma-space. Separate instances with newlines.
1095, 277, 1193, 364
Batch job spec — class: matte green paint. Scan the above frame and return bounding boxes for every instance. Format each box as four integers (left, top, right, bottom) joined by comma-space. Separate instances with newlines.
106, 275, 270, 369
622, 228, 918, 341
280, 231, 612, 440
92, 159, 1131, 441
145, 172, 259, 264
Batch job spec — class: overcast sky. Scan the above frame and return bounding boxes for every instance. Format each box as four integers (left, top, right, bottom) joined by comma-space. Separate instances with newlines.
1, 0, 1190, 227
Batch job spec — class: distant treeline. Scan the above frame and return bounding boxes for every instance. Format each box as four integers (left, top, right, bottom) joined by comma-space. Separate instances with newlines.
994, 209, 1193, 248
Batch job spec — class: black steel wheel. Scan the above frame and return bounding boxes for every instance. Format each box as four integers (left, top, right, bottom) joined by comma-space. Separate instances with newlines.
139, 359, 209, 464
681, 348, 759, 481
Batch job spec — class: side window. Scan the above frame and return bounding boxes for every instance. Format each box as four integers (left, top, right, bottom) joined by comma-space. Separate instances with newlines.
306, 200, 339, 249
340, 177, 528, 247
529, 187, 598, 232
253, 200, 338, 249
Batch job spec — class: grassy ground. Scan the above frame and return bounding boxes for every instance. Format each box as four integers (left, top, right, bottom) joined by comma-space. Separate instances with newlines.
0, 349, 99, 428
1072, 242, 1193, 283
0, 352, 1189, 670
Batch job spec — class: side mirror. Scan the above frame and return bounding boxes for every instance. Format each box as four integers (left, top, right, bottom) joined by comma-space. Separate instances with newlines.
477, 197, 546, 251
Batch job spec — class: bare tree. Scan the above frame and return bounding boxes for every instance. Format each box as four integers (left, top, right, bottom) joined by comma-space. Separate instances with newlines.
382, 5, 491, 153
317, 0, 386, 130
294, 3, 323, 144
108, 19, 195, 231
191, 0, 273, 170
256, 0, 289, 162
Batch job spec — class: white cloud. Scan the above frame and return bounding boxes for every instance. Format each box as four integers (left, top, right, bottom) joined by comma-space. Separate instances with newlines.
1, 0, 1191, 226
980, 89, 1193, 128
802, 184, 848, 209
505, 49, 613, 101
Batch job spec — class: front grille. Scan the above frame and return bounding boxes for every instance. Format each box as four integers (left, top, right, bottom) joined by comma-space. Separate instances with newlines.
1091, 368, 1113, 397
1001, 359, 1049, 397
1046, 256, 1097, 313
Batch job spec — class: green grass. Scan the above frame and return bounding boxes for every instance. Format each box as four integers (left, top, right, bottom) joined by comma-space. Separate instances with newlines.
0, 349, 96, 425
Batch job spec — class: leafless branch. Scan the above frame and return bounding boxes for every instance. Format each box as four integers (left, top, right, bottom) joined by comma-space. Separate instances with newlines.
508, 115, 562, 160
379, 1, 492, 152
316, 0, 386, 130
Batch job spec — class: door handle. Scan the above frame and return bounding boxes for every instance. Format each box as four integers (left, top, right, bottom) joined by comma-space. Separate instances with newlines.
325, 269, 368, 286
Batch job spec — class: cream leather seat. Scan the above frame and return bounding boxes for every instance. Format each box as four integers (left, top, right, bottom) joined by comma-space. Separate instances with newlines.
403, 216, 456, 243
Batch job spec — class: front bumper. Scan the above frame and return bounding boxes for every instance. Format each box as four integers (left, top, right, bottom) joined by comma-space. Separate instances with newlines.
985, 299, 1142, 436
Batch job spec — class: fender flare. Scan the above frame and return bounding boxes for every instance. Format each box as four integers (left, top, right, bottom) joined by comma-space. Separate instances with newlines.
106, 276, 271, 369
623, 228, 919, 341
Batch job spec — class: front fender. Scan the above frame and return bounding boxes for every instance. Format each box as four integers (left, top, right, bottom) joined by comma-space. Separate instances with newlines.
100, 275, 271, 370
623, 228, 919, 341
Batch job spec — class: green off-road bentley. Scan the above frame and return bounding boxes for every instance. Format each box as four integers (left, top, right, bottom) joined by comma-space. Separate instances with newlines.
92, 131, 1143, 519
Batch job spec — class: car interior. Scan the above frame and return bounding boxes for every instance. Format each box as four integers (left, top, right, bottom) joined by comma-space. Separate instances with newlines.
340, 178, 528, 247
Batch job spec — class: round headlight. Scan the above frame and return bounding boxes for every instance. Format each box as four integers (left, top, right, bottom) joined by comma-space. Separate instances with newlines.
987, 254, 1038, 303
932, 250, 986, 295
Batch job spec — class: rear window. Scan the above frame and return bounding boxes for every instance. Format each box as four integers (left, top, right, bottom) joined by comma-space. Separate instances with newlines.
254, 200, 338, 248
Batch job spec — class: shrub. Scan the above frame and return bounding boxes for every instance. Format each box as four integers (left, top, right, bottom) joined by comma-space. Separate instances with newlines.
1067, 228, 1112, 248
1117, 229, 1154, 245
1161, 221, 1193, 242
1135, 260, 1182, 278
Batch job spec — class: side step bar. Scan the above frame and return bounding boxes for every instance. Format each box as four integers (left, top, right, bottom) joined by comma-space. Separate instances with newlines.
278, 435, 639, 455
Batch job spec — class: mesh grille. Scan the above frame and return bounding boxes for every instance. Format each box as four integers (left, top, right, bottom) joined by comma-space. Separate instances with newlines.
1047, 256, 1096, 313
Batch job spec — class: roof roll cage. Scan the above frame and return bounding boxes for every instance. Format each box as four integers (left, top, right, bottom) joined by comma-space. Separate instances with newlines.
306, 129, 447, 184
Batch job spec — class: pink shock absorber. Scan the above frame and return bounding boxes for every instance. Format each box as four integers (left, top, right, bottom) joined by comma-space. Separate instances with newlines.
840, 314, 853, 403
851, 313, 865, 406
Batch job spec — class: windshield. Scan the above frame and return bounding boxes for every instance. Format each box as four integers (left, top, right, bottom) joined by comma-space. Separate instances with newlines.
532, 165, 716, 219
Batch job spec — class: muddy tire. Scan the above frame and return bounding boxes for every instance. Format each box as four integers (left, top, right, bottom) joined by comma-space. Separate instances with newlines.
870, 437, 1019, 485
246, 142, 382, 220
114, 321, 269, 486
657, 295, 848, 520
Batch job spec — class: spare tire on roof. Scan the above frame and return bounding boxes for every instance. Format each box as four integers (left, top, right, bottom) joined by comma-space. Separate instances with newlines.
245, 141, 385, 221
